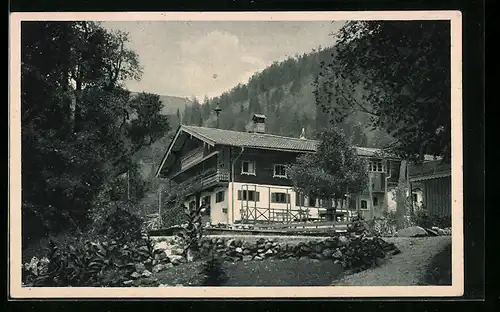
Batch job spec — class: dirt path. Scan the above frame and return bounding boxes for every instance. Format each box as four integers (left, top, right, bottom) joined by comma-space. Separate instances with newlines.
332, 236, 452, 286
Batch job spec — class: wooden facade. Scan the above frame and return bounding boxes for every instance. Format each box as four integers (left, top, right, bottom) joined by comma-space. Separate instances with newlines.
409, 160, 452, 217
156, 123, 407, 225
411, 176, 452, 216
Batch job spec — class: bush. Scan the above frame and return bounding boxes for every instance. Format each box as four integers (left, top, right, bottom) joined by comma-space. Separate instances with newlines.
411, 209, 451, 229
22, 204, 161, 287
200, 251, 228, 286
22, 232, 160, 287
366, 211, 398, 237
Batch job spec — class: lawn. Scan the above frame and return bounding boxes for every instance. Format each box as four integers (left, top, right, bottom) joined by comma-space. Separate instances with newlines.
147, 258, 344, 287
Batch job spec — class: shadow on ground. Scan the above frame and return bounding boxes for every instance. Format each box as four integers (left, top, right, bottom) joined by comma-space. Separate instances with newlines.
153, 259, 344, 286
420, 242, 452, 285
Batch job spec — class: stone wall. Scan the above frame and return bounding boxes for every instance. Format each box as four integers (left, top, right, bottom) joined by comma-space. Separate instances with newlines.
152, 234, 400, 272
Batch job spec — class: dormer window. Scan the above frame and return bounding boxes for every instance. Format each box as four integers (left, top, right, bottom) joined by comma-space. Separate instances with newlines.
369, 160, 384, 172
241, 161, 256, 175
273, 164, 287, 178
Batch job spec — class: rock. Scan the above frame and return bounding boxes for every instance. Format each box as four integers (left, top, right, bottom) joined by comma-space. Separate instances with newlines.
254, 255, 264, 261
169, 255, 185, 265
437, 228, 446, 235
299, 256, 309, 261
338, 236, 350, 247
395, 226, 428, 237
158, 284, 169, 287
424, 228, 439, 236
272, 242, 278, 247
257, 249, 265, 254
265, 242, 273, 250
154, 241, 169, 251
152, 264, 165, 273
242, 255, 253, 261
38, 257, 50, 275
391, 248, 401, 255
123, 280, 134, 285
142, 269, 152, 277
256, 238, 266, 245
226, 239, 236, 247
310, 259, 321, 263
300, 245, 311, 253
332, 249, 343, 259
235, 247, 243, 253
322, 248, 334, 258
164, 263, 174, 270
135, 263, 146, 273
130, 272, 141, 279
264, 249, 274, 256
309, 253, 322, 260
243, 248, 252, 255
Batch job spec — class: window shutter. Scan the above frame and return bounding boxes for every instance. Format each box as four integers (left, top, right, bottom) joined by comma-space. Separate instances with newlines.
287, 194, 291, 203
256, 192, 260, 202
237, 190, 242, 200
295, 193, 300, 206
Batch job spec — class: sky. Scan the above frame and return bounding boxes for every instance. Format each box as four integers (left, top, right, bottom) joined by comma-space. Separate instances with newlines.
102, 21, 345, 100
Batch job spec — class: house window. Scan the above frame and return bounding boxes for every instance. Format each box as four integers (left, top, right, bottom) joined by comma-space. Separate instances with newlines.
202, 195, 211, 215
273, 164, 287, 178
271, 192, 290, 204
412, 193, 418, 203
215, 191, 225, 203
360, 200, 368, 209
237, 190, 260, 202
373, 196, 378, 206
369, 160, 384, 172
296, 193, 306, 207
241, 161, 256, 175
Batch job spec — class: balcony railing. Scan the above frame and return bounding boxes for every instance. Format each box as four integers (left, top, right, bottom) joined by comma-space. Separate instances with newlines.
183, 168, 230, 190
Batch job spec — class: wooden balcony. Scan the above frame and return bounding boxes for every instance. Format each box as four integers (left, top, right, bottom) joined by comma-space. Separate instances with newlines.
184, 168, 230, 191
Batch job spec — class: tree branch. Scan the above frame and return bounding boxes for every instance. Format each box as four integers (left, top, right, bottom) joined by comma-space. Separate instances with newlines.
339, 93, 379, 117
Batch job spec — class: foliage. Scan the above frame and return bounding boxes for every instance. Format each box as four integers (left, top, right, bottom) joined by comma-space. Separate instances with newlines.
176, 201, 204, 261
314, 21, 451, 163
200, 250, 228, 286
347, 214, 374, 237
21, 21, 170, 243
366, 211, 399, 237
157, 179, 196, 228
287, 128, 368, 219
411, 209, 451, 229
177, 45, 390, 147
22, 227, 160, 287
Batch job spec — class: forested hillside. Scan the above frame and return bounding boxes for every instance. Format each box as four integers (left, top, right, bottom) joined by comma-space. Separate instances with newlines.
180, 46, 394, 146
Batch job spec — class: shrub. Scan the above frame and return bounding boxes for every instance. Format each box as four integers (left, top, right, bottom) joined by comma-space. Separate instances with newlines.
200, 250, 228, 286
411, 209, 451, 229
347, 214, 375, 237
22, 203, 161, 287
22, 232, 160, 287
366, 211, 398, 237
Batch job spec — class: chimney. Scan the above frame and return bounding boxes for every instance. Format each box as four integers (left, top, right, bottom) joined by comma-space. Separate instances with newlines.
299, 128, 306, 139
251, 114, 266, 134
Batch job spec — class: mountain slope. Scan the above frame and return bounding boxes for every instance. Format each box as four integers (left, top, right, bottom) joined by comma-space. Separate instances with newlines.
130, 92, 193, 115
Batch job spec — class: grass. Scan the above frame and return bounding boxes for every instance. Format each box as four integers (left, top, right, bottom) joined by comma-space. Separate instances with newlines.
421, 242, 452, 285
150, 258, 344, 286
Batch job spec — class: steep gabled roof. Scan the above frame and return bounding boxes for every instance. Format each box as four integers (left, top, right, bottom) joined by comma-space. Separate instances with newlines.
155, 125, 400, 178
182, 125, 318, 152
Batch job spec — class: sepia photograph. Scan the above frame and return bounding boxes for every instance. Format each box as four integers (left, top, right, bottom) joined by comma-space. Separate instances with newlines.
9, 11, 463, 298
